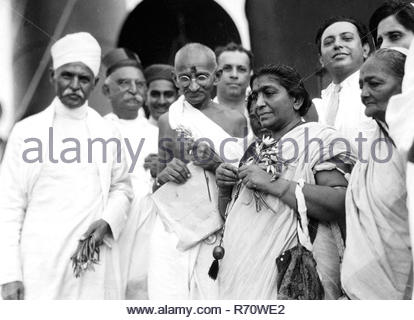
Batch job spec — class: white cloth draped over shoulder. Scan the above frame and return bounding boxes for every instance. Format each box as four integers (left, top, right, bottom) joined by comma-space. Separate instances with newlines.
104, 111, 158, 299
219, 122, 355, 299
0, 97, 133, 299
384, 39, 414, 299
169, 95, 249, 162
148, 95, 250, 299
342, 125, 413, 299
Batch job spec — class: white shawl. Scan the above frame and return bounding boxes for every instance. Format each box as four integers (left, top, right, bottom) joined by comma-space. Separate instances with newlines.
148, 96, 249, 299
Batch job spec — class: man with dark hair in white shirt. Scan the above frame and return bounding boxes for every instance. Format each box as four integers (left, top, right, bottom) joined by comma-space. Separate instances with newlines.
315, 16, 377, 159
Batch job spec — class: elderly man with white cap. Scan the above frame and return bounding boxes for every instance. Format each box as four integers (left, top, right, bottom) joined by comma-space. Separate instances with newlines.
0, 32, 132, 299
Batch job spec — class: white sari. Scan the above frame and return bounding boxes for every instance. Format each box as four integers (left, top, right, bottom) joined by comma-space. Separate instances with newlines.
219, 122, 354, 299
342, 125, 413, 299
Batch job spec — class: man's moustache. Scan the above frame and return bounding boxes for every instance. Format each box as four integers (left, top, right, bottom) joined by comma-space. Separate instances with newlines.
63, 90, 84, 98
128, 95, 143, 102
132, 94, 144, 103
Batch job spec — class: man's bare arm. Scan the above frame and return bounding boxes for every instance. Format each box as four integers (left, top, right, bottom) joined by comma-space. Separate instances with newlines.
154, 112, 191, 190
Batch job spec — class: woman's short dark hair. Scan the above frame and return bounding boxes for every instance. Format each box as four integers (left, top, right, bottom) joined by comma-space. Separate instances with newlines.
315, 16, 372, 53
369, 1, 414, 47
370, 48, 407, 80
250, 64, 312, 116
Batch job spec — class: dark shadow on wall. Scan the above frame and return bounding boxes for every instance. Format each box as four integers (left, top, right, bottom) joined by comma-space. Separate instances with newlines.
118, 0, 242, 67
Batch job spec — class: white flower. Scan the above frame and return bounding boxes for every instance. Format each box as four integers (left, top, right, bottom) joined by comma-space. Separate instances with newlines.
255, 141, 263, 155
262, 136, 275, 146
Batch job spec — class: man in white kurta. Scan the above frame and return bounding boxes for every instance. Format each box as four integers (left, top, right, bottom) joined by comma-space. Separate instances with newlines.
0, 32, 132, 299
102, 48, 158, 299
315, 17, 376, 158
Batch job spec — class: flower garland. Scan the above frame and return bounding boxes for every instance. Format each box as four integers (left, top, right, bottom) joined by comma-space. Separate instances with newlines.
244, 135, 288, 213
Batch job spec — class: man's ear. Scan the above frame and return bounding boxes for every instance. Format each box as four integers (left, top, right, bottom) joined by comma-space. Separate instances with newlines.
293, 96, 304, 111
319, 55, 325, 68
172, 70, 179, 88
214, 69, 223, 85
362, 42, 370, 60
102, 83, 110, 97
94, 76, 100, 87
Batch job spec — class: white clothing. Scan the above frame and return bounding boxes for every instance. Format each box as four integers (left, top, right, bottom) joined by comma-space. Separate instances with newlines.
148, 116, 158, 128
148, 96, 249, 299
169, 96, 250, 163
51, 32, 101, 76
104, 111, 158, 299
104, 112, 158, 197
342, 125, 412, 299
316, 70, 376, 158
386, 39, 414, 298
0, 98, 133, 299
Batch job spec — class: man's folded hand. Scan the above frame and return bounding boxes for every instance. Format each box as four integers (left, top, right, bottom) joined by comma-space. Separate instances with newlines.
157, 158, 191, 185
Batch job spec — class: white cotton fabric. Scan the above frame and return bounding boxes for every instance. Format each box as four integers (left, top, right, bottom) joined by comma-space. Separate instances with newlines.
0, 97, 133, 299
219, 123, 354, 299
386, 39, 414, 298
342, 126, 412, 299
148, 95, 251, 299
104, 111, 158, 299
51, 32, 101, 76
316, 70, 377, 159
104, 112, 158, 196
169, 95, 249, 162
21, 103, 107, 298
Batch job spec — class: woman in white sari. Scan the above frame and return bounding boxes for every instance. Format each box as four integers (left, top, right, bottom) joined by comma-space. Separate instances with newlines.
342, 48, 413, 299
214, 65, 355, 299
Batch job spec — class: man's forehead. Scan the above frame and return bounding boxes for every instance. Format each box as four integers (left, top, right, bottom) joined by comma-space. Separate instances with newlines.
175, 64, 214, 74
56, 62, 94, 76
322, 21, 359, 39
218, 50, 250, 67
148, 79, 176, 91
175, 54, 216, 73
109, 66, 145, 80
